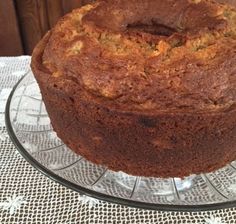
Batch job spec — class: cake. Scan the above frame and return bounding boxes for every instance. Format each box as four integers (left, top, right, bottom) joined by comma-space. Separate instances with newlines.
31, 0, 236, 177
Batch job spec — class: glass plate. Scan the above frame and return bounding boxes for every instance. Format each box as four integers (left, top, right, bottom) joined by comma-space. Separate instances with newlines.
5, 70, 236, 211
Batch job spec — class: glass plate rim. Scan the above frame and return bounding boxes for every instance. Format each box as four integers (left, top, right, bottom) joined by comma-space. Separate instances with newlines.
5, 73, 236, 212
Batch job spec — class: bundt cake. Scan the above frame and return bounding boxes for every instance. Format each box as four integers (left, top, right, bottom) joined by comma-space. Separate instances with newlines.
31, 0, 236, 177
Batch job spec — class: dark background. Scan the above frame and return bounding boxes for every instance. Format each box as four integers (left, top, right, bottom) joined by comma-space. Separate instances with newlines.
0, 0, 93, 56
0, 0, 235, 56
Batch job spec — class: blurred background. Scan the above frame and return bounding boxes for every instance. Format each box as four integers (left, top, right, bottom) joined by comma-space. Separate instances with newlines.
0, 0, 235, 56
0, 0, 93, 56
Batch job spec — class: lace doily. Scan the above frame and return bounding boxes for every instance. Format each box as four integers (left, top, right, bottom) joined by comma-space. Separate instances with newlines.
0, 56, 235, 223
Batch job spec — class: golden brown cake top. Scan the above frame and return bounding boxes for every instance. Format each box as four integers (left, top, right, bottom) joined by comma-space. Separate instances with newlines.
39, 0, 236, 113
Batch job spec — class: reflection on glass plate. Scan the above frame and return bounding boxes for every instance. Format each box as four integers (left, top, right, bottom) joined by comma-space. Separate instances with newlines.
5, 70, 236, 211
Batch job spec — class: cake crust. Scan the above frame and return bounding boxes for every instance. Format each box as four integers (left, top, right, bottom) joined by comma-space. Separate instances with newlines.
31, 0, 236, 177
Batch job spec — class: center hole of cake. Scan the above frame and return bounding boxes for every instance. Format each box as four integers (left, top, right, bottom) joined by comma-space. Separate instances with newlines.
127, 23, 177, 36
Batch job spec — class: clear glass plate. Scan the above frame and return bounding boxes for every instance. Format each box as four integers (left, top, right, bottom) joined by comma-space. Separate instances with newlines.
5, 70, 236, 211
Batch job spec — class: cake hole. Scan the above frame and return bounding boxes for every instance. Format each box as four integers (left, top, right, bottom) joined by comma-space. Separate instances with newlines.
127, 23, 177, 37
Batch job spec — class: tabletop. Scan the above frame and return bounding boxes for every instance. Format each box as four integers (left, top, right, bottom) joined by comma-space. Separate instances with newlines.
0, 56, 235, 224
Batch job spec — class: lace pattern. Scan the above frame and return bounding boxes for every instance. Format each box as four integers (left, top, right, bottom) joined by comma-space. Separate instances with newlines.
0, 56, 235, 223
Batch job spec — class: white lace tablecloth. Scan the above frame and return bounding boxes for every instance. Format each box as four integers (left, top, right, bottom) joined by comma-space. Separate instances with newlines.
0, 56, 235, 224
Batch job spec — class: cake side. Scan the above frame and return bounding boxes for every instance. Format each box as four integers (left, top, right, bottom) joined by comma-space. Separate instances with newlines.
31, 30, 236, 177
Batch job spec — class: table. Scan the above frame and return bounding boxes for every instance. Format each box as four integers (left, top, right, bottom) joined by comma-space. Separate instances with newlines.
0, 56, 235, 223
